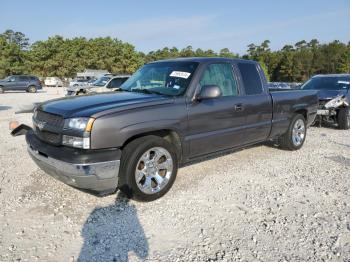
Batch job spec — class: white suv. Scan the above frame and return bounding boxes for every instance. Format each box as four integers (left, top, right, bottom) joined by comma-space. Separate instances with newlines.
45, 77, 63, 87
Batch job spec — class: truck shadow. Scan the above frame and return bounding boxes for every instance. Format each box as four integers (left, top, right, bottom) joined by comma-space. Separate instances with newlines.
78, 192, 148, 262
325, 155, 350, 167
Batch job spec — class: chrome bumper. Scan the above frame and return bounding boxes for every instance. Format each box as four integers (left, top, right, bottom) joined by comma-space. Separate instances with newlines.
28, 146, 120, 193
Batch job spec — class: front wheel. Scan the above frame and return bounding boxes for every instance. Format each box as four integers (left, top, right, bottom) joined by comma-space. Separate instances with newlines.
338, 108, 350, 130
118, 135, 178, 202
279, 114, 307, 150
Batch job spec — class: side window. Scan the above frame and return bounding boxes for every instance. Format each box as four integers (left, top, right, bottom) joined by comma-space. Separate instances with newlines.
9, 76, 17, 82
199, 63, 237, 97
109, 78, 123, 88
18, 76, 29, 81
237, 63, 263, 95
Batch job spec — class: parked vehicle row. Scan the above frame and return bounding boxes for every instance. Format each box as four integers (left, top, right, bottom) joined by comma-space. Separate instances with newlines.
12, 58, 319, 201
66, 75, 130, 96
268, 82, 301, 90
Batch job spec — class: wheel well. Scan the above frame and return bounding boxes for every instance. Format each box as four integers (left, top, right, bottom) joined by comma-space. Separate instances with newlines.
122, 130, 183, 161
295, 109, 307, 120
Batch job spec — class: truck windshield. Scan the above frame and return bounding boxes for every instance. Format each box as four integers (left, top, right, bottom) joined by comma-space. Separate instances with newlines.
301, 76, 350, 90
120, 61, 199, 96
92, 76, 111, 86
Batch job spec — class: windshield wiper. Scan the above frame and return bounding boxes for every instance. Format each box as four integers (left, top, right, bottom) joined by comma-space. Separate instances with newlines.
130, 88, 165, 96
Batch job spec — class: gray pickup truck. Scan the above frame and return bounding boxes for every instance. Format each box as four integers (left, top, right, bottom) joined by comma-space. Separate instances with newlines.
13, 58, 318, 201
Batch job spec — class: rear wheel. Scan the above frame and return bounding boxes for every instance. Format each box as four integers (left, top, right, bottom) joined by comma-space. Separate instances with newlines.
0, 86, 4, 93
118, 135, 178, 202
338, 107, 350, 130
279, 114, 306, 150
28, 85, 37, 93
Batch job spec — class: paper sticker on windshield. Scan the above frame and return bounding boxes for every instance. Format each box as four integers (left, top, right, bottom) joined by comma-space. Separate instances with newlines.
170, 71, 191, 79
338, 81, 350, 85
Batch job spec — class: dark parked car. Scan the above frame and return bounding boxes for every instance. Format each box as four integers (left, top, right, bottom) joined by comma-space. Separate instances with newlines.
13, 58, 318, 201
301, 74, 350, 129
0, 75, 42, 93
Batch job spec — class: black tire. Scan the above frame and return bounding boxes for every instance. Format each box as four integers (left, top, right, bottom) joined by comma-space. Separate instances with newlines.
118, 135, 178, 202
338, 107, 350, 130
279, 114, 307, 151
28, 85, 37, 93
76, 90, 85, 96
0, 86, 4, 93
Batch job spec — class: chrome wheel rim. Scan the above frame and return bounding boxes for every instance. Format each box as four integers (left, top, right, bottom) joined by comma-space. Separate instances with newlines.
135, 147, 174, 195
292, 119, 305, 146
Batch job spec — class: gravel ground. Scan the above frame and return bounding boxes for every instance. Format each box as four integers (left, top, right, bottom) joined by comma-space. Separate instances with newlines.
0, 89, 349, 262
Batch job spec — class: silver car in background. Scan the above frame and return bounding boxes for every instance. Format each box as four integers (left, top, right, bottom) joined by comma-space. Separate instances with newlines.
69, 79, 93, 88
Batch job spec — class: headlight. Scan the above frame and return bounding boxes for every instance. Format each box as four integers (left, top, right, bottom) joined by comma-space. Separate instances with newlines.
64, 117, 95, 131
324, 95, 348, 109
63, 118, 95, 149
62, 135, 90, 149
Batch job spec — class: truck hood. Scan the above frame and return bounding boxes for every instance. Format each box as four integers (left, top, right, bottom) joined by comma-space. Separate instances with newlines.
39, 92, 173, 118
317, 89, 349, 100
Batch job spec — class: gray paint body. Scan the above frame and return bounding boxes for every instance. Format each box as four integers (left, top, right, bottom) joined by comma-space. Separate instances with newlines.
37, 58, 318, 164
85, 58, 318, 163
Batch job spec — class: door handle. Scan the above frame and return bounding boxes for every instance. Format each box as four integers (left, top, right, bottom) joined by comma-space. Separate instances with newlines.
234, 104, 244, 112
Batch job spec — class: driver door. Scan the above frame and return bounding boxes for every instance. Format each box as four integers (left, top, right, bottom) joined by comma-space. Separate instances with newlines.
187, 62, 246, 157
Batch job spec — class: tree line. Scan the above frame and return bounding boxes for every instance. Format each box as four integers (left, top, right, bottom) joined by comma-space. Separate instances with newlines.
0, 29, 349, 82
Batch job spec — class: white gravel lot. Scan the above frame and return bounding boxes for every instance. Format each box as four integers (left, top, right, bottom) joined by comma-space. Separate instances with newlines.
0, 88, 349, 261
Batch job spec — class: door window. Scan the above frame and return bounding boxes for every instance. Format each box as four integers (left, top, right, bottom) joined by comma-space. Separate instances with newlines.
9, 76, 16, 82
108, 78, 124, 88
199, 63, 238, 97
18, 76, 29, 81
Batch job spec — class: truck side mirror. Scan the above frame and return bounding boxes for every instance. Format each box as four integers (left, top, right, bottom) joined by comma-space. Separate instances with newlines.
197, 85, 222, 100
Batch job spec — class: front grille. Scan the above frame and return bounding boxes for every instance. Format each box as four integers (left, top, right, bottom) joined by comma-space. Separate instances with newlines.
35, 110, 64, 128
34, 128, 61, 144
33, 110, 64, 145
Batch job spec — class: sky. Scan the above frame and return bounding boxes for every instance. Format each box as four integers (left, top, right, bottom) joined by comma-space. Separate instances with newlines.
1, 0, 350, 54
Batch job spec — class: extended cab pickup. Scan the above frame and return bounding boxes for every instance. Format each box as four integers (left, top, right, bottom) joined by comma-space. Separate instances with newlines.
16, 58, 318, 201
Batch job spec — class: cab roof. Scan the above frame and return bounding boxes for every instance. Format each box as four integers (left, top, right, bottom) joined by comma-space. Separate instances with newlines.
148, 57, 257, 64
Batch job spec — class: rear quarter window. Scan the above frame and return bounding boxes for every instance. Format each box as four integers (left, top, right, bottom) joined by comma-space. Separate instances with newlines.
237, 63, 263, 95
